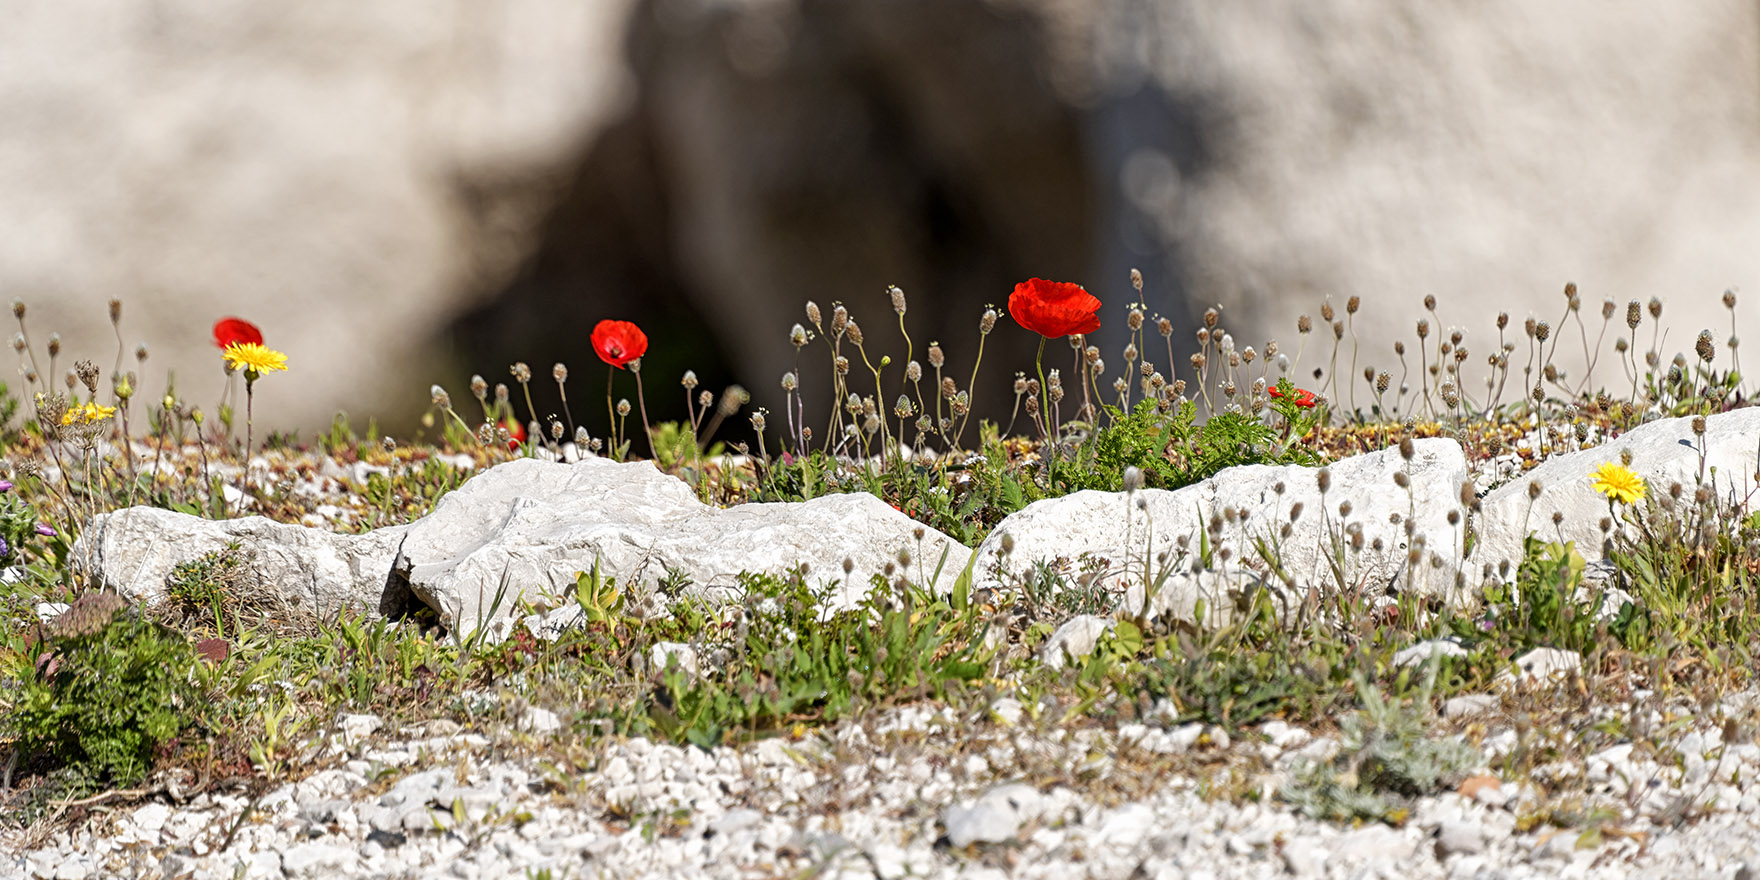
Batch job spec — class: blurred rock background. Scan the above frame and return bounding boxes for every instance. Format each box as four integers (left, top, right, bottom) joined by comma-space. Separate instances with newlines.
6, 0, 1758, 439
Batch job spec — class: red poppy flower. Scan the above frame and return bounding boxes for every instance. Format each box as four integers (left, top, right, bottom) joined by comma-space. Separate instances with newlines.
591, 320, 648, 369
1269, 386, 1319, 408
1008, 278, 1102, 339
213, 317, 264, 350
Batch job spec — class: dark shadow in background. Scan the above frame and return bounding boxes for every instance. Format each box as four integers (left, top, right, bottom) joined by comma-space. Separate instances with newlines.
448, 0, 1209, 449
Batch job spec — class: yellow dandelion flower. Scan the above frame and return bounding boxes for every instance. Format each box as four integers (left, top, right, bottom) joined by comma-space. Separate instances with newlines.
222, 342, 289, 376
59, 401, 117, 426
1589, 462, 1645, 505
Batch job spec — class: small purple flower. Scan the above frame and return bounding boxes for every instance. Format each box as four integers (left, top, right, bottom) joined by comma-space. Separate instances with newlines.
34, 523, 55, 537
0, 536, 8, 557
0, 479, 12, 493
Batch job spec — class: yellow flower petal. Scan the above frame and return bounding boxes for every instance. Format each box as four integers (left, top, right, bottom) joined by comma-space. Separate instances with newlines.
1589, 462, 1645, 505
222, 342, 289, 375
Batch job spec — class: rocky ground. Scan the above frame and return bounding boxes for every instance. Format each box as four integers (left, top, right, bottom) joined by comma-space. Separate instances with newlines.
6, 687, 1760, 880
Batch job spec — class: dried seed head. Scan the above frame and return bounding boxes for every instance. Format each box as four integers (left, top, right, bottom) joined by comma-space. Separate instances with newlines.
1333, 321, 1344, 340
1204, 307, 1219, 328
1297, 315, 1312, 334
470, 375, 488, 399
927, 344, 945, 368
46, 592, 129, 640
575, 426, 590, 446
1496, 312, 1509, 330
495, 383, 510, 404
1529, 479, 1543, 500
940, 376, 957, 399
1625, 299, 1642, 329
1460, 481, 1476, 508
10, 300, 23, 319
1393, 470, 1410, 489
1534, 321, 1550, 342
553, 363, 568, 384
1122, 466, 1143, 492
780, 371, 798, 392
10, 333, 22, 353
1122, 342, 1137, 363
1725, 289, 1739, 310
1320, 301, 1335, 322
1601, 299, 1616, 320
682, 370, 699, 390
1347, 295, 1361, 314
1338, 500, 1352, 518
790, 323, 809, 348
1316, 468, 1332, 493
617, 399, 631, 417
835, 355, 850, 376
1424, 294, 1437, 311
1416, 319, 1429, 339
1649, 297, 1663, 320
1190, 353, 1206, 370
831, 304, 849, 335
1398, 436, 1415, 460
750, 410, 766, 432
430, 385, 452, 409
889, 285, 907, 314
46, 334, 59, 357
75, 359, 99, 394
1128, 308, 1144, 331
1289, 501, 1304, 523
1157, 316, 1173, 338
550, 420, 564, 441
718, 386, 748, 416
1693, 415, 1707, 435
1242, 346, 1256, 363
905, 360, 921, 382
980, 308, 998, 335
699, 389, 713, 409
806, 300, 822, 329
1697, 330, 1715, 363
1376, 371, 1391, 393
845, 320, 864, 346
1013, 374, 1028, 394
511, 362, 532, 383
1130, 268, 1143, 291
1085, 345, 1101, 365
1394, 340, 1405, 356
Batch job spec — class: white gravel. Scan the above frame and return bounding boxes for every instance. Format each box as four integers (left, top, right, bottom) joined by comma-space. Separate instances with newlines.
7, 691, 1760, 880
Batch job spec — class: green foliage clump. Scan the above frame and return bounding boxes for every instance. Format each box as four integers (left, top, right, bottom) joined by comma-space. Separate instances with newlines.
1066, 399, 1322, 494
1279, 676, 1478, 825
644, 565, 988, 748
8, 594, 197, 790
1467, 538, 1628, 655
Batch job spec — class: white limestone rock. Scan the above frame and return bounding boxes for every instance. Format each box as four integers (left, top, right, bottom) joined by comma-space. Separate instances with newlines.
973, 438, 1472, 603
1475, 408, 1760, 576
388, 458, 969, 640
72, 506, 407, 615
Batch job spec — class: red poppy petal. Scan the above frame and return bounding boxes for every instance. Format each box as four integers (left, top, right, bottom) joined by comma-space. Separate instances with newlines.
591, 320, 649, 369
1009, 279, 1102, 338
213, 317, 264, 350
